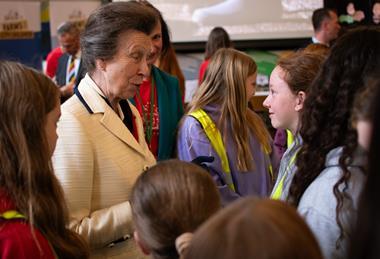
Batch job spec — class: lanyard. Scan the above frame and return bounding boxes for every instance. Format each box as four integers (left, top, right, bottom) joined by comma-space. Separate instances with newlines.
137, 77, 155, 144
271, 142, 300, 200
0, 210, 25, 219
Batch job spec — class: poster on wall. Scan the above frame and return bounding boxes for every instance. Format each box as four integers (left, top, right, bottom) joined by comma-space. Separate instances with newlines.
0, 1, 42, 69
49, 1, 100, 47
0, 1, 40, 40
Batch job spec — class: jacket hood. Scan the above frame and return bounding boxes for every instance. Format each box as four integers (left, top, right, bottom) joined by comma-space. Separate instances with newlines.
325, 146, 366, 168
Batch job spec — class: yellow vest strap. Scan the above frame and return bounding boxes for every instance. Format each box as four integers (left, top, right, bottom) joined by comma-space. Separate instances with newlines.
190, 109, 235, 192
286, 130, 294, 148
272, 130, 295, 199
271, 149, 298, 200
0, 210, 25, 220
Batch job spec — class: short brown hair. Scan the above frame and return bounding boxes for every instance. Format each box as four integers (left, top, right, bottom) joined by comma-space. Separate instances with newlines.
184, 198, 323, 259
312, 8, 335, 31
81, 1, 158, 73
131, 160, 221, 259
57, 21, 80, 36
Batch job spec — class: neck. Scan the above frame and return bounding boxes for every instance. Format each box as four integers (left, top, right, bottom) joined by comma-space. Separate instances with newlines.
91, 70, 120, 112
110, 99, 120, 113
314, 31, 329, 46
154, 58, 160, 68
288, 117, 300, 136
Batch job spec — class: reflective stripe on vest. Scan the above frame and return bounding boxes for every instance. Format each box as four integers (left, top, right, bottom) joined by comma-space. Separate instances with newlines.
271, 151, 298, 200
286, 129, 294, 148
190, 109, 236, 192
0, 210, 25, 220
271, 130, 295, 199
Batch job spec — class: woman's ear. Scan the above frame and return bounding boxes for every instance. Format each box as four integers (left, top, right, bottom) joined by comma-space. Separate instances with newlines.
134, 231, 150, 255
295, 91, 306, 112
95, 59, 106, 72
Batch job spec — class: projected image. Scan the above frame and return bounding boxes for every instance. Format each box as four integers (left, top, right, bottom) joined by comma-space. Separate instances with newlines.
150, 0, 323, 42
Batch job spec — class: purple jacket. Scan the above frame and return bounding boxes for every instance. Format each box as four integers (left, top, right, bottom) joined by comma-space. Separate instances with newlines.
274, 129, 287, 160
177, 105, 278, 205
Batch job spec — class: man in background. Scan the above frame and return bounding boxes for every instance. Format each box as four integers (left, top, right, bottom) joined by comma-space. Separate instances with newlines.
55, 21, 85, 103
312, 8, 341, 46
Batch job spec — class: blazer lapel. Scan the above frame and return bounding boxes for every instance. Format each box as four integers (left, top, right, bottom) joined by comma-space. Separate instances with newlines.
78, 75, 147, 157
75, 59, 85, 87
100, 108, 146, 157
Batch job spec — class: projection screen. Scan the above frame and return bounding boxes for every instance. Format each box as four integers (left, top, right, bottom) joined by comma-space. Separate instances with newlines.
149, 0, 323, 43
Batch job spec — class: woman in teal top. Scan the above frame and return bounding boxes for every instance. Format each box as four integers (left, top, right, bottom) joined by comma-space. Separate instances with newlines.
133, 1, 184, 160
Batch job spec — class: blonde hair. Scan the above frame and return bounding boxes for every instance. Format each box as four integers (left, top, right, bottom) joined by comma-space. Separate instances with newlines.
188, 48, 271, 171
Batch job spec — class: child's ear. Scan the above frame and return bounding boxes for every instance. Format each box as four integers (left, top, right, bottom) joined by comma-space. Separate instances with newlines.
134, 231, 150, 255
295, 91, 306, 112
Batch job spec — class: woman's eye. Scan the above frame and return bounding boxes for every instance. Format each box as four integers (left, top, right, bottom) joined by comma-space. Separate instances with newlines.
130, 54, 141, 61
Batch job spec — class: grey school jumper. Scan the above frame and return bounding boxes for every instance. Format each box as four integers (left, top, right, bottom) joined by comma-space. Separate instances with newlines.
297, 146, 366, 259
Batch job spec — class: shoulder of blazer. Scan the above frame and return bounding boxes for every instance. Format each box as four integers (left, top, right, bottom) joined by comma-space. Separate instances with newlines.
57, 53, 69, 69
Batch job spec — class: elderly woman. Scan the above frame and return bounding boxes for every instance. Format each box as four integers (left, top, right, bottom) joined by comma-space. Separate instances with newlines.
52, 2, 157, 258
133, 1, 184, 161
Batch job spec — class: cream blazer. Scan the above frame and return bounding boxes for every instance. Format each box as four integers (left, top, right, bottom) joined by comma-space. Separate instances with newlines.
52, 74, 155, 258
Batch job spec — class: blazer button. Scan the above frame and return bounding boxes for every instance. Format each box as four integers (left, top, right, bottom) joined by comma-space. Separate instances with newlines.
143, 165, 149, 171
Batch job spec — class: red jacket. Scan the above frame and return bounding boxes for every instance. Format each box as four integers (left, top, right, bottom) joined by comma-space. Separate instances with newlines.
198, 59, 210, 85
45, 47, 63, 78
0, 190, 56, 259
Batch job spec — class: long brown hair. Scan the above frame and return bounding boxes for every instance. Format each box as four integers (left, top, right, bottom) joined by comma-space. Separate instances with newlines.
288, 27, 380, 246
349, 78, 380, 259
205, 27, 232, 60
183, 197, 322, 259
159, 43, 186, 99
131, 160, 221, 259
0, 61, 89, 258
188, 48, 271, 171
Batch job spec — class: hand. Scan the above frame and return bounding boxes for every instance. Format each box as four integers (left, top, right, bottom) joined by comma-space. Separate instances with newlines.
191, 156, 215, 171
